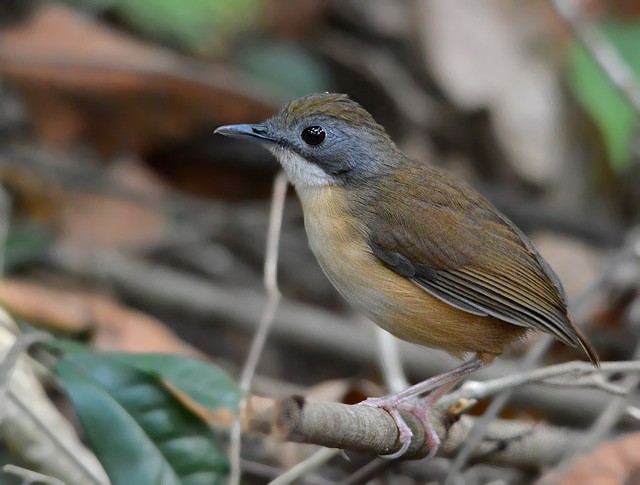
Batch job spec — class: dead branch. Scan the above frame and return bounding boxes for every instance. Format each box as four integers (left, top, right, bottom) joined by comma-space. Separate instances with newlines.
244, 395, 580, 469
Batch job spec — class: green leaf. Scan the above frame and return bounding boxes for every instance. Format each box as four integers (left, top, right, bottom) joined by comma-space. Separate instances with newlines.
55, 354, 229, 485
113, 0, 264, 56
109, 353, 242, 412
47, 341, 241, 412
45, 338, 90, 354
5, 221, 52, 271
566, 21, 640, 170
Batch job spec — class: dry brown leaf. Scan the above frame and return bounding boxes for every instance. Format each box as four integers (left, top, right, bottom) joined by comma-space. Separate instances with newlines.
88, 293, 200, 355
538, 432, 640, 485
56, 157, 166, 250
57, 191, 164, 250
0, 280, 92, 334
0, 5, 275, 154
0, 278, 198, 355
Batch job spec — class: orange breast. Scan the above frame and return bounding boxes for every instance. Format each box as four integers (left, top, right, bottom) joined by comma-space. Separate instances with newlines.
297, 185, 527, 359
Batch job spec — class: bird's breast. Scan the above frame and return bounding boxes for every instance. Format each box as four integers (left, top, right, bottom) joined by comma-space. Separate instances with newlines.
297, 186, 391, 320
295, 185, 527, 358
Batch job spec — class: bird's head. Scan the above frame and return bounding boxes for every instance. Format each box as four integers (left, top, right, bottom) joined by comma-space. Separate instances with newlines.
215, 93, 401, 188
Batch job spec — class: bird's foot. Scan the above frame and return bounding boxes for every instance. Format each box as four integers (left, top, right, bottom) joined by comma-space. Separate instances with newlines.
358, 396, 441, 459
397, 400, 441, 458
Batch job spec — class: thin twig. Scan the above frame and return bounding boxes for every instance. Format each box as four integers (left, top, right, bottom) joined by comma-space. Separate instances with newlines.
374, 326, 409, 394
626, 406, 640, 422
542, 373, 628, 395
0, 184, 10, 277
2, 464, 65, 485
229, 171, 288, 485
443, 360, 640, 407
268, 448, 339, 485
445, 336, 551, 483
557, 230, 640, 465
559, 343, 640, 466
551, 0, 640, 113
0, 332, 50, 394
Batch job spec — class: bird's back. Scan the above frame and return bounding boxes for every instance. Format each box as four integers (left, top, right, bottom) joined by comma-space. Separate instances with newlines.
350, 160, 599, 365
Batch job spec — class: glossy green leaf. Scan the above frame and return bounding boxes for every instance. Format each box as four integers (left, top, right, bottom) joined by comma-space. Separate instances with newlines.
566, 22, 640, 170
55, 354, 229, 485
109, 353, 242, 412
47, 342, 242, 412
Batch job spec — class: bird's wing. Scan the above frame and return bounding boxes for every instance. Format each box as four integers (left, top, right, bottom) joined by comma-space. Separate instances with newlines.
365, 166, 589, 353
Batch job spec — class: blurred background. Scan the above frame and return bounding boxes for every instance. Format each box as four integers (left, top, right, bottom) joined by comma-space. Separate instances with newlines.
0, 0, 639, 484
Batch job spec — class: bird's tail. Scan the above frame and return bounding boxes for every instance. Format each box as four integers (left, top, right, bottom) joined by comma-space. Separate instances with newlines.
570, 318, 600, 367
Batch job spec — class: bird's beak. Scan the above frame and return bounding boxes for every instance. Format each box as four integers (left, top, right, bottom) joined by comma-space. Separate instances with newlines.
214, 123, 276, 143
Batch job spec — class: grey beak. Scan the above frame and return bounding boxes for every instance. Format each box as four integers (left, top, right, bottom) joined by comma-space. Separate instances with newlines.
214, 123, 276, 143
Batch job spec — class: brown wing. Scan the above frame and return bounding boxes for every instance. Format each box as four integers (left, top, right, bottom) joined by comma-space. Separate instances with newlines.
364, 164, 599, 365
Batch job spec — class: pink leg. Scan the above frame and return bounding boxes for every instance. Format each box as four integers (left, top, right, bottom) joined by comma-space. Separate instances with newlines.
358, 356, 486, 458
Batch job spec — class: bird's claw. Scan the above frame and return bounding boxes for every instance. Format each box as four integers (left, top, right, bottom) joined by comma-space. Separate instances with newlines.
379, 408, 413, 459
358, 396, 441, 459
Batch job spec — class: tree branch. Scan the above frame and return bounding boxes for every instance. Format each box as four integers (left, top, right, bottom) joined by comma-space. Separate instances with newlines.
243, 395, 580, 468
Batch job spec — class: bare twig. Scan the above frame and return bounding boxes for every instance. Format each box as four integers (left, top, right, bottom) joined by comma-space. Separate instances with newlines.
374, 326, 409, 394
443, 360, 640, 407
0, 332, 50, 394
0, 184, 10, 277
551, 0, 640, 113
556, 230, 640, 466
541, 373, 628, 395
268, 448, 339, 485
559, 343, 640, 467
2, 465, 65, 485
626, 406, 640, 422
445, 336, 553, 483
229, 172, 288, 485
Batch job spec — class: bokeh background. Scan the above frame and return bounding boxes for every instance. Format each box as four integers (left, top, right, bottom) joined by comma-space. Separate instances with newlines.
0, 0, 639, 484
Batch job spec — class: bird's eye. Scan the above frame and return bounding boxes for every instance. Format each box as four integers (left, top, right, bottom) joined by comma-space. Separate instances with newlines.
301, 126, 326, 146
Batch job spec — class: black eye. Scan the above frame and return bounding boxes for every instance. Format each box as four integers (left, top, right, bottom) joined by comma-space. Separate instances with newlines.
301, 126, 326, 146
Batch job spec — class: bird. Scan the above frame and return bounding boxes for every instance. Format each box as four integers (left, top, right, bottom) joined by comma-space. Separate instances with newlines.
215, 92, 599, 458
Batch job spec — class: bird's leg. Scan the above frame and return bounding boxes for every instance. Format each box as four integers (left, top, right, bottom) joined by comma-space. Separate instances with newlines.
394, 378, 463, 458
358, 356, 486, 458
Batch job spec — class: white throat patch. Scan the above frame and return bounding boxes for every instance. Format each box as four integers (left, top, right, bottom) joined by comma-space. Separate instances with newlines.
267, 146, 334, 188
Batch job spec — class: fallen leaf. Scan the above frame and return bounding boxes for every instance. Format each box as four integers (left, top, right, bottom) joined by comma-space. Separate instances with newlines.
0, 278, 199, 355
0, 280, 93, 334
538, 432, 640, 484
0, 5, 276, 154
